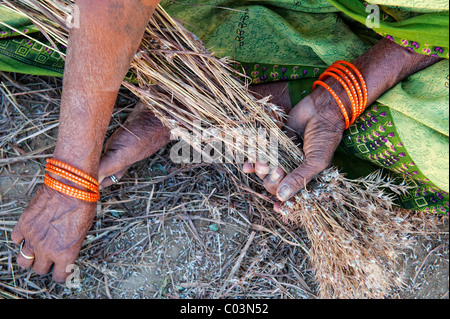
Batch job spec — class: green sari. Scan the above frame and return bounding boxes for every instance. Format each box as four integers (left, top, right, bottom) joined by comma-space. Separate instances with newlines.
0, 0, 448, 214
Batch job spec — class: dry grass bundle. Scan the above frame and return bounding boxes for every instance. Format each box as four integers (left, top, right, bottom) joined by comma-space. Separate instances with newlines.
2, 0, 437, 298
282, 170, 414, 298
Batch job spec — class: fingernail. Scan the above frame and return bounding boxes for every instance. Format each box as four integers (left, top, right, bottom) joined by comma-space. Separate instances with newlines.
278, 185, 293, 201
255, 165, 270, 176
269, 170, 282, 183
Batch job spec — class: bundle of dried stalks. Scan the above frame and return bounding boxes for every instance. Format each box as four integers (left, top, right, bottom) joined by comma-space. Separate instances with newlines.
3, 0, 423, 298
283, 170, 415, 298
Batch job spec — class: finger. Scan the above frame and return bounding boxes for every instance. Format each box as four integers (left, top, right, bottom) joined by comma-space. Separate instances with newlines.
276, 111, 343, 202
276, 160, 328, 202
32, 254, 53, 276
284, 95, 317, 137
16, 240, 35, 269
242, 161, 255, 174
52, 257, 77, 283
273, 202, 283, 214
99, 165, 130, 189
11, 224, 24, 245
254, 162, 270, 180
263, 167, 286, 195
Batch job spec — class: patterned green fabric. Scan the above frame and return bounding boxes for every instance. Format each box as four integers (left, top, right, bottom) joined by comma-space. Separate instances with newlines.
0, 35, 65, 76
365, 0, 449, 10
0, 7, 65, 76
160, 0, 373, 67
327, 0, 449, 57
377, 60, 449, 192
0, 1, 448, 214
366, 2, 449, 58
340, 103, 449, 214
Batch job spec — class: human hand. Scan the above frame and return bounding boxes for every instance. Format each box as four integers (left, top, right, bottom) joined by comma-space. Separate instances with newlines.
243, 90, 347, 212
243, 38, 443, 213
11, 184, 96, 282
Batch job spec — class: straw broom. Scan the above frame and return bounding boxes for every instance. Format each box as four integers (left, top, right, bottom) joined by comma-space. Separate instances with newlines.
3, 0, 420, 298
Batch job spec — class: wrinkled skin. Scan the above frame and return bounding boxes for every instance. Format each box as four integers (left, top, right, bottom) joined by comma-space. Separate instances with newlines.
99, 36, 442, 211
98, 102, 172, 188
12, 187, 96, 282
12, 0, 441, 283
12, 0, 161, 282
243, 39, 442, 211
243, 92, 346, 213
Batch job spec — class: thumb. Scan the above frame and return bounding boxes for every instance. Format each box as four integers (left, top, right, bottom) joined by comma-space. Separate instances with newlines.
276, 159, 329, 202
276, 110, 344, 202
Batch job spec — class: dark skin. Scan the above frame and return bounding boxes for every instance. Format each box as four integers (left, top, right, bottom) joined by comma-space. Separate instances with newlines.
11, 0, 161, 282
11, 0, 441, 282
244, 38, 442, 212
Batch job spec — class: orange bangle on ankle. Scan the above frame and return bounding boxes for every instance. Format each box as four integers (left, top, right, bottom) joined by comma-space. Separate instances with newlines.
44, 159, 100, 202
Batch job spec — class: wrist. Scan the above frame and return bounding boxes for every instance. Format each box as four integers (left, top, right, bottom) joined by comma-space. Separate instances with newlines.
53, 138, 102, 180
310, 77, 353, 127
45, 172, 93, 195
43, 158, 101, 202
52, 153, 99, 180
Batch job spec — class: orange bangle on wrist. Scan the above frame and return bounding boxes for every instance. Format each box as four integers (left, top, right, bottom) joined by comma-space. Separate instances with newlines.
328, 64, 363, 121
313, 80, 350, 129
314, 60, 368, 129
333, 60, 368, 122
319, 71, 357, 120
47, 158, 99, 187
45, 164, 99, 193
44, 159, 100, 203
322, 66, 361, 123
334, 60, 368, 106
44, 174, 100, 202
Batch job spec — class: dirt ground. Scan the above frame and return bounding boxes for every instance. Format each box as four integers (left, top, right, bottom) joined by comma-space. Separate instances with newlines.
0, 73, 448, 299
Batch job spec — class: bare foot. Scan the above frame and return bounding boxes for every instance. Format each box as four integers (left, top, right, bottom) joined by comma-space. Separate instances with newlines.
98, 82, 291, 188
98, 101, 171, 188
